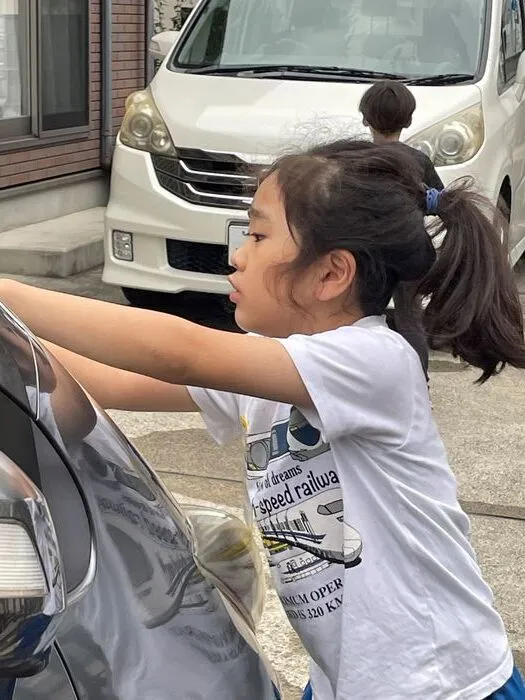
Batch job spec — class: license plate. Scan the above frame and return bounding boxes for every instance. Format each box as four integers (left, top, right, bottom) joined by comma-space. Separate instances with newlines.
227, 222, 248, 264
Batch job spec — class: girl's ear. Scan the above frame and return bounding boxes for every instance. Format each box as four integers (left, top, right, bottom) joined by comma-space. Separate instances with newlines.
316, 250, 357, 302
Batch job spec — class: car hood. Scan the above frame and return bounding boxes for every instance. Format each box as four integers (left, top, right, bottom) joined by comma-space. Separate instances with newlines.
152, 71, 481, 156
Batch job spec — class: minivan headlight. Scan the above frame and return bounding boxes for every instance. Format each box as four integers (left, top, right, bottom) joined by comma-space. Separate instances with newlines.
406, 104, 484, 167
120, 87, 176, 156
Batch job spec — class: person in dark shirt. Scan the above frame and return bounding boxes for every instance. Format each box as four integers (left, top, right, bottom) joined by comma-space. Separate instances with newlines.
359, 80, 444, 189
359, 80, 444, 382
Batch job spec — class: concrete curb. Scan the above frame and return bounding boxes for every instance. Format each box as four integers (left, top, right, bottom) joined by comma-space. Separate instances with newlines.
0, 207, 104, 278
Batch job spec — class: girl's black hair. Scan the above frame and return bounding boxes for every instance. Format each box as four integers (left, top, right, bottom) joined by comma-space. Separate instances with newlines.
263, 138, 525, 382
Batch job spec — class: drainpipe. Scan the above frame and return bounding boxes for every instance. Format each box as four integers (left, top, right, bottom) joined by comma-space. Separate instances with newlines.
101, 0, 114, 170
145, 0, 155, 85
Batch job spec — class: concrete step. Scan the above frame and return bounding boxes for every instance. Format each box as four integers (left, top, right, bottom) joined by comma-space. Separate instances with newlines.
0, 207, 105, 278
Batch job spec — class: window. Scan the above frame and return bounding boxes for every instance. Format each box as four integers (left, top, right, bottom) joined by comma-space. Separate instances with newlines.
0, 0, 89, 142
172, 0, 487, 79
0, 0, 29, 137
499, 0, 525, 88
40, 0, 89, 131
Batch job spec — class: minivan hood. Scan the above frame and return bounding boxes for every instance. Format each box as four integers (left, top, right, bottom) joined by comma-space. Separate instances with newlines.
152, 71, 481, 156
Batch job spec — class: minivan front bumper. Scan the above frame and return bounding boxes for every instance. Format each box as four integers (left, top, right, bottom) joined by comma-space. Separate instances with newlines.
103, 141, 247, 295
103, 137, 512, 298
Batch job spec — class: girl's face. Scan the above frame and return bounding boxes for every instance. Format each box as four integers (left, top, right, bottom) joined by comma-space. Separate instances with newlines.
229, 173, 301, 337
229, 173, 358, 337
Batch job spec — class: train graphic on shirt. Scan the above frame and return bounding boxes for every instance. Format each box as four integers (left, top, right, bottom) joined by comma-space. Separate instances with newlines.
246, 407, 363, 581
244, 407, 330, 478
260, 488, 363, 575
274, 548, 333, 584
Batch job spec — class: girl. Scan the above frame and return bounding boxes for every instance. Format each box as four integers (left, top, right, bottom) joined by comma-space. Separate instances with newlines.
1, 140, 525, 700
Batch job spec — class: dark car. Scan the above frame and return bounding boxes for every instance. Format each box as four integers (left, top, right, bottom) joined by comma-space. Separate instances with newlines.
0, 302, 279, 700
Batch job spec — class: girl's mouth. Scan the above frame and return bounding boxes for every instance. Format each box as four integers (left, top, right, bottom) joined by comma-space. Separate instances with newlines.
228, 276, 241, 304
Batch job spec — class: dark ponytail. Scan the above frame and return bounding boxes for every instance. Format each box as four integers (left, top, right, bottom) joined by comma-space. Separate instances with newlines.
419, 180, 525, 382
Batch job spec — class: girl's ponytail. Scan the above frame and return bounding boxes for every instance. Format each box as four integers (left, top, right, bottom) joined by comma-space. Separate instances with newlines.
263, 138, 525, 382
419, 180, 525, 382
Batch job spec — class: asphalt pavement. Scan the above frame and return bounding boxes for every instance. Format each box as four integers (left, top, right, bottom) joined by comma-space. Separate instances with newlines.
6, 265, 525, 699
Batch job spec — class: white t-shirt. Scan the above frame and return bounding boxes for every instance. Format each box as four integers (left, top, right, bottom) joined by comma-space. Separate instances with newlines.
189, 316, 513, 700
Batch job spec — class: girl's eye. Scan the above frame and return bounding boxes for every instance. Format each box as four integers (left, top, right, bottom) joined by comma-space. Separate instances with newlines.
243, 231, 265, 243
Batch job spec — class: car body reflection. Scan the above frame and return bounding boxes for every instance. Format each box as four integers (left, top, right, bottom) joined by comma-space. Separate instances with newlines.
0, 303, 277, 699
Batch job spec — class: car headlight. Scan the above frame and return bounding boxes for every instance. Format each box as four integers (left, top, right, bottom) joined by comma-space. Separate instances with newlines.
406, 104, 484, 167
119, 87, 176, 156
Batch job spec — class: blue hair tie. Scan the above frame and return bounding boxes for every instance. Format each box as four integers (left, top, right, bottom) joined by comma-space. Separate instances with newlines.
425, 188, 442, 215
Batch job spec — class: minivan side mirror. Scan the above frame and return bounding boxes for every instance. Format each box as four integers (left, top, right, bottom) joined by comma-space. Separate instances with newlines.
515, 51, 525, 100
0, 451, 66, 679
149, 30, 181, 62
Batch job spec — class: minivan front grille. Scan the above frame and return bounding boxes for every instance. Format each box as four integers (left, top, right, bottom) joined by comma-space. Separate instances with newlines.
166, 238, 232, 276
151, 148, 259, 209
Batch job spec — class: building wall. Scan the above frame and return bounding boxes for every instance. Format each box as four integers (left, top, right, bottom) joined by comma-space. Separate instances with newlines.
0, 0, 146, 191
112, 0, 145, 135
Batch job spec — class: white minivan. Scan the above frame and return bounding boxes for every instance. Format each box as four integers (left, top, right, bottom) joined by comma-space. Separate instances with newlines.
103, 0, 525, 307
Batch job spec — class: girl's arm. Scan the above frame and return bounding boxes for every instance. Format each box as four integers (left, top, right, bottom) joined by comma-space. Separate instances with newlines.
0, 280, 311, 408
40, 340, 199, 412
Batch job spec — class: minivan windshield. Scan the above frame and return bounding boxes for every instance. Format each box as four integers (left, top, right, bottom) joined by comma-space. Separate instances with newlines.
171, 0, 487, 81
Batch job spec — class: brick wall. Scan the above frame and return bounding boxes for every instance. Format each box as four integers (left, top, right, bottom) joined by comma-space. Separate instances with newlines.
0, 0, 146, 191
112, 0, 146, 135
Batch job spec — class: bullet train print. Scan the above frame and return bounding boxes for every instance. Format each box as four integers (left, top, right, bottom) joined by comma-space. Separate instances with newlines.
259, 488, 363, 569
244, 407, 330, 478
247, 407, 363, 579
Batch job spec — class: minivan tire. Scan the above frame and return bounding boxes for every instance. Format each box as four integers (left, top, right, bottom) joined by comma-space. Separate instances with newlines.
121, 287, 181, 311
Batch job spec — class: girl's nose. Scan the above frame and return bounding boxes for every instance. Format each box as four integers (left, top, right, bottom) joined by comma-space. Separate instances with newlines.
231, 242, 246, 271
